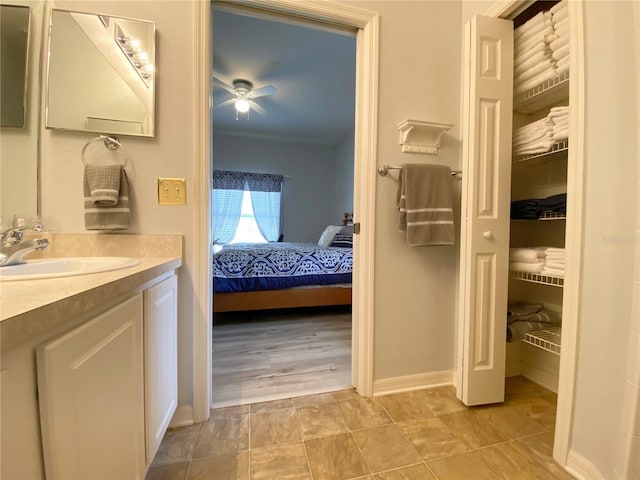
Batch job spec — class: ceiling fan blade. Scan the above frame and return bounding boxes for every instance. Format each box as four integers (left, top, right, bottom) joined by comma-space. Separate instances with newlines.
214, 97, 236, 109
249, 100, 266, 116
212, 76, 236, 95
250, 84, 277, 98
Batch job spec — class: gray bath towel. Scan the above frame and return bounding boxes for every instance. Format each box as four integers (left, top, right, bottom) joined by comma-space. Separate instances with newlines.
84, 165, 130, 230
397, 164, 454, 246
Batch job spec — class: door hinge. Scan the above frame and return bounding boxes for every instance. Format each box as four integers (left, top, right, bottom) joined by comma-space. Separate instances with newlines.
353, 222, 361, 235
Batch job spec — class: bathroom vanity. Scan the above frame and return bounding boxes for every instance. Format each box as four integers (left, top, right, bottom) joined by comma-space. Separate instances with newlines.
0, 234, 182, 480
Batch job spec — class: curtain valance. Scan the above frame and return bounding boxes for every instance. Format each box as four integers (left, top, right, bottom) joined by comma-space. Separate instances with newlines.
213, 170, 283, 192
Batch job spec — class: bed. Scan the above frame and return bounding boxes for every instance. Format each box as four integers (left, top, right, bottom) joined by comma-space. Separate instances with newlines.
213, 227, 353, 312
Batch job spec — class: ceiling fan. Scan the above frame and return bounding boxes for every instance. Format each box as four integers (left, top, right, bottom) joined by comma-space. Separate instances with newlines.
213, 77, 277, 117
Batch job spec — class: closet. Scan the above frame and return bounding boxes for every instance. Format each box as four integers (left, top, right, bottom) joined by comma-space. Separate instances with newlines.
507, 0, 569, 394
458, 0, 574, 405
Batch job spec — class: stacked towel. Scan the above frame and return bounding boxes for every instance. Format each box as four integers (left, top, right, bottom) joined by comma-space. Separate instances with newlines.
541, 247, 565, 277
509, 246, 566, 278
506, 302, 561, 342
84, 165, 130, 230
511, 193, 566, 219
513, 107, 569, 155
397, 164, 454, 246
550, 0, 570, 74
513, 11, 555, 94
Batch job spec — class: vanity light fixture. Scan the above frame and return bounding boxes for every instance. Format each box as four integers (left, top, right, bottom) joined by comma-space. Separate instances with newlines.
116, 27, 153, 86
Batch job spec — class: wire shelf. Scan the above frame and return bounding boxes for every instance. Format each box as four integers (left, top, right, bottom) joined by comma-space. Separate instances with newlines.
514, 71, 570, 114
523, 326, 562, 355
538, 211, 567, 220
513, 139, 569, 164
511, 271, 564, 287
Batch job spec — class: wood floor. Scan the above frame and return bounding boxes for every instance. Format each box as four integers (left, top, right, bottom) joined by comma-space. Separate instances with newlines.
212, 306, 352, 408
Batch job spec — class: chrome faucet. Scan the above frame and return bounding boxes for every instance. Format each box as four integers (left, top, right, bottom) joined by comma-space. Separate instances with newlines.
0, 221, 49, 267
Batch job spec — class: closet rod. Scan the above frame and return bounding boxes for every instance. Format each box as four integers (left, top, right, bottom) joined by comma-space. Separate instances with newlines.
377, 165, 462, 177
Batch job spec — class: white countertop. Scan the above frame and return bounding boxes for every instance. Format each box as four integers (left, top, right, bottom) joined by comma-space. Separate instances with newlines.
0, 256, 182, 322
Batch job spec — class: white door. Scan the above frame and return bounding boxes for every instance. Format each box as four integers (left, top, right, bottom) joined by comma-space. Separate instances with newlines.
457, 15, 513, 406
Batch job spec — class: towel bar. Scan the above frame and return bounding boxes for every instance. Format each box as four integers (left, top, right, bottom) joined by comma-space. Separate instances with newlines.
81, 135, 128, 167
377, 165, 461, 177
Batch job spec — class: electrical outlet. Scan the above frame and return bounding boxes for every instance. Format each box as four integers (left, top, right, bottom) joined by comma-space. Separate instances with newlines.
158, 178, 186, 205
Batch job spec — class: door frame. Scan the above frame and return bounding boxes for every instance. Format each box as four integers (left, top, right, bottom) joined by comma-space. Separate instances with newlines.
192, 0, 379, 423
480, 0, 586, 466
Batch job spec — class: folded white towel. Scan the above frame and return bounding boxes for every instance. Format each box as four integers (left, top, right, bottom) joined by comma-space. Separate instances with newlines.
515, 69, 557, 94
514, 43, 548, 65
510, 247, 546, 263
541, 267, 565, 277
515, 61, 555, 85
551, 0, 568, 14
552, 44, 570, 61
545, 247, 565, 254
514, 51, 550, 76
550, 35, 569, 51
510, 261, 545, 273
556, 56, 570, 69
514, 138, 555, 155
554, 18, 569, 34
549, 106, 570, 117
546, 262, 566, 270
515, 28, 554, 55
553, 9, 568, 25
555, 62, 569, 75
553, 127, 569, 141
553, 119, 569, 131
514, 134, 553, 149
515, 12, 553, 41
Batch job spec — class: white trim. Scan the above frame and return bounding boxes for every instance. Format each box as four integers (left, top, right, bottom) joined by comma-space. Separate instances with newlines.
373, 371, 454, 396
169, 404, 195, 428
195, 0, 378, 417
554, 0, 585, 465
193, 0, 212, 424
484, 0, 535, 19
566, 449, 606, 480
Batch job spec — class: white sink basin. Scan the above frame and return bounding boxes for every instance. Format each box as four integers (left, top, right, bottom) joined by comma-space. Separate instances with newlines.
0, 257, 140, 281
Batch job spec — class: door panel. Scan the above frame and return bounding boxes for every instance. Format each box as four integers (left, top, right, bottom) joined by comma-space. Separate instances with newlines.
458, 14, 513, 406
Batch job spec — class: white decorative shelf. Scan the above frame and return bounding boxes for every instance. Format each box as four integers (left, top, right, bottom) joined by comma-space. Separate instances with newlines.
511, 271, 564, 287
513, 139, 569, 164
523, 327, 561, 355
397, 119, 453, 155
514, 70, 570, 114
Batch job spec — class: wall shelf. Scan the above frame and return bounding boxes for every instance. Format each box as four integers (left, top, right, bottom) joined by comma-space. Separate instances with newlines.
397, 119, 453, 155
514, 70, 570, 114
523, 327, 561, 355
511, 271, 564, 287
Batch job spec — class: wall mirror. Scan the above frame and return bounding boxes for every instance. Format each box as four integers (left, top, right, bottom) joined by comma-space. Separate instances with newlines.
1, 4, 31, 127
45, 9, 156, 137
0, 1, 42, 224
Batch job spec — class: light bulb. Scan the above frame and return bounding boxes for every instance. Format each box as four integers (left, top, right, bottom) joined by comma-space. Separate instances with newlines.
235, 98, 250, 113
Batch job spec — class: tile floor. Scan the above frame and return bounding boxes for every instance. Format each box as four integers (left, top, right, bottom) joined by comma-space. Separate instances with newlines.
146, 376, 575, 480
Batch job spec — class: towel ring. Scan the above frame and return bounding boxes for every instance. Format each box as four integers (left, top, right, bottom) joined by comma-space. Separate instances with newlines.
81, 135, 128, 167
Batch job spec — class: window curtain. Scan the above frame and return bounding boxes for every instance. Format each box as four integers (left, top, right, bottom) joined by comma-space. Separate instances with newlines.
213, 170, 284, 243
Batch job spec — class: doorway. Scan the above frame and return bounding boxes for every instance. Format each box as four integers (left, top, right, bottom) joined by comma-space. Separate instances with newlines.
193, 0, 379, 420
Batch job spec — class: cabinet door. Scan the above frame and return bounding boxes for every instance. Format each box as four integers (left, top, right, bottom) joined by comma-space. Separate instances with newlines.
458, 14, 513, 406
37, 294, 145, 480
144, 275, 178, 463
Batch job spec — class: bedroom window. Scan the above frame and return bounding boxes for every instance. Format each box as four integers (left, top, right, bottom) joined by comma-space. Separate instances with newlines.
213, 170, 283, 245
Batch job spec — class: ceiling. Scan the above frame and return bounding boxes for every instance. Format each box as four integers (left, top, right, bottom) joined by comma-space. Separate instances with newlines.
212, 9, 356, 145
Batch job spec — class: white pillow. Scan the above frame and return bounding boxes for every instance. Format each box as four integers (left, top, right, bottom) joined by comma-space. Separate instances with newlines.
318, 225, 343, 247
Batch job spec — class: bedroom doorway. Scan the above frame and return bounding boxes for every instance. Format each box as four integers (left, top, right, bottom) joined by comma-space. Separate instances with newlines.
210, 3, 363, 408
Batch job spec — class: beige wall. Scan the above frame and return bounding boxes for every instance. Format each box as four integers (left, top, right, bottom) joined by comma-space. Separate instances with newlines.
40, 0, 198, 410
350, 0, 462, 381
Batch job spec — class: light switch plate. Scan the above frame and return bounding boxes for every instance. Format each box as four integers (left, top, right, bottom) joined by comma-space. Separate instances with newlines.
158, 178, 186, 205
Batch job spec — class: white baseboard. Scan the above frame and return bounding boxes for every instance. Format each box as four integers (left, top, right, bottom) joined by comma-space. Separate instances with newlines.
373, 370, 453, 396
566, 449, 605, 480
169, 404, 195, 428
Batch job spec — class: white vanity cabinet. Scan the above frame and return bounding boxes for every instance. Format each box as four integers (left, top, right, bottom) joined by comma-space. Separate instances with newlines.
36, 294, 146, 480
144, 274, 178, 463
36, 274, 178, 479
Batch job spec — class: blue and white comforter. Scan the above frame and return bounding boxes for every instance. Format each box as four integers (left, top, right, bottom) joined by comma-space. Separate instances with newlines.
213, 242, 352, 293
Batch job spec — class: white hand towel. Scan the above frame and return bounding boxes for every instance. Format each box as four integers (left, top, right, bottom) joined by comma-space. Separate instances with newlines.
551, 0, 568, 14
510, 261, 545, 273
509, 247, 546, 263
550, 35, 569, 52
541, 267, 565, 277
552, 44, 570, 61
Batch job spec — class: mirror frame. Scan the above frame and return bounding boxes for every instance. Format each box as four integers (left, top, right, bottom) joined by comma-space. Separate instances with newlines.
44, 8, 156, 137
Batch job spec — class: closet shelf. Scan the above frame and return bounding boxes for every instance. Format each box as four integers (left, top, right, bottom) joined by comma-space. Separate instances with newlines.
539, 211, 566, 220
513, 139, 569, 164
523, 327, 561, 355
512, 271, 564, 287
514, 70, 570, 114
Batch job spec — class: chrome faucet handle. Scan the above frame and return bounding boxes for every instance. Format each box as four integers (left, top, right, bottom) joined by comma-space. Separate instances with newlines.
1, 220, 45, 246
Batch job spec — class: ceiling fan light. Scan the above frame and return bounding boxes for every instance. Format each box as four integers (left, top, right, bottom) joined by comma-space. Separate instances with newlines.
235, 98, 250, 113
